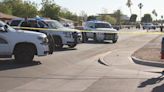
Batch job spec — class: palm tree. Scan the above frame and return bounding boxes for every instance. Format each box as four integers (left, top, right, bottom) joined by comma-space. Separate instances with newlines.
126, 0, 132, 15
152, 9, 158, 21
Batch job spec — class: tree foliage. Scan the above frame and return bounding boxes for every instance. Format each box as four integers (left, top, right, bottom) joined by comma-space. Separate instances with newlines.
0, 0, 38, 17
97, 15, 116, 24
152, 9, 157, 17
141, 14, 152, 23
126, 0, 132, 15
0, 0, 80, 21
0, 0, 124, 24
0, 3, 12, 14
40, 0, 60, 20
113, 9, 123, 24
60, 8, 78, 21
87, 16, 97, 21
129, 14, 137, 22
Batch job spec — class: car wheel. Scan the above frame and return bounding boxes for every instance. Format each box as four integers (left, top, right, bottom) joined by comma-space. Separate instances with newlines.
82, 32, 88, 43
53, 36, 63, 49
112, 39, 117, 43
14, 45, 35, 63
47, 35, 54, 54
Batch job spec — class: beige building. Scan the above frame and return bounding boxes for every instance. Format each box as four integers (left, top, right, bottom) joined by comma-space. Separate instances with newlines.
0, 12, 18, 22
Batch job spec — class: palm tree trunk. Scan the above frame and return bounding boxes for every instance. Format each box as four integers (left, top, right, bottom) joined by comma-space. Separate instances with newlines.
129, 7, 132, 15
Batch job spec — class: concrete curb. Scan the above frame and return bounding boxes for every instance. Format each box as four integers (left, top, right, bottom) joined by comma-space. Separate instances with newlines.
98, 56, 109, 66
99, 53, 164, 68
98, 52, 111, 66
131, 56, 164, 68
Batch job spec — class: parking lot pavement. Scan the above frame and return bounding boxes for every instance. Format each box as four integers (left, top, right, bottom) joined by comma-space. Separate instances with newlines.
0, 29, 164, 92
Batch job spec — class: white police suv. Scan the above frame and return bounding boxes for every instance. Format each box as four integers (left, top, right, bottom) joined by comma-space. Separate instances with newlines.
9, 18, 81, 49
83, 21, 118, 43
0, 20, 51, 63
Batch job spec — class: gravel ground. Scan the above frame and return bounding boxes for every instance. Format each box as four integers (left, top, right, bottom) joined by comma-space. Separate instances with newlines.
132, 35, 163, 62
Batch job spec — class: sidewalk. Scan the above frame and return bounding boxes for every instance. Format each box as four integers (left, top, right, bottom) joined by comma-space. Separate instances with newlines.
99, 34, 164, 67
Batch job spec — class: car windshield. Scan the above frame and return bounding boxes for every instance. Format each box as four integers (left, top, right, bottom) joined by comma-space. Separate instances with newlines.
45, 20, 64, 29
10, 20, 21, 26
95, 23, 112, 28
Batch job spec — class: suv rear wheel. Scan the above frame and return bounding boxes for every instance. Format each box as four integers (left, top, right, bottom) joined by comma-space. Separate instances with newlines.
53, 36, 63, 49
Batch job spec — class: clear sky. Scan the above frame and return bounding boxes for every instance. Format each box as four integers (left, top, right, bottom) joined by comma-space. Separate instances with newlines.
27, 0, 164, 20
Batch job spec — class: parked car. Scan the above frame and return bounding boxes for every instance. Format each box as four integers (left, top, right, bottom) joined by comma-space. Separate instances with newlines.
83, 21, 118, 43
142, 23, 156, 30
0, 20, 52, 63
112, 25, 121, 30
9, 18, 81, 49
154, 23, 160, 28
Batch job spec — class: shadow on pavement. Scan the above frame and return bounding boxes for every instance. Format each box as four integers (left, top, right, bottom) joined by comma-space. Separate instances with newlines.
138, 75, 164, 88
98, 59, 109, 66
0, 59, 41, 71
84, 40, 112, 44
152, 84, 164, 92
54, 48, 77, 52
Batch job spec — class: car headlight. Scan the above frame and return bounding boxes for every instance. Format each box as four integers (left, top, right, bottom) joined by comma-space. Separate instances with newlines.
63, 32, 72, 38
38, 36, 48, 44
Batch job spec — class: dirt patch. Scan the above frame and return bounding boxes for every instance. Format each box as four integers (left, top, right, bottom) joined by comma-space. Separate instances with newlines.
132, 35, 164, 62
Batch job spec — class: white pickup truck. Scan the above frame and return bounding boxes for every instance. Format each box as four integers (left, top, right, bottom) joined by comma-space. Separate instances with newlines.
0, 20, 51, 63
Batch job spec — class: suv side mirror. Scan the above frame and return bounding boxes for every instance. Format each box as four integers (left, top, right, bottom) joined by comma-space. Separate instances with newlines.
4, 25, 8, 29
0, 27, 6, 32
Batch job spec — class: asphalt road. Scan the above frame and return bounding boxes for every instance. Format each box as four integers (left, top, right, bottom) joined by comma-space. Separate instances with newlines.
0, 28, 164, 92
